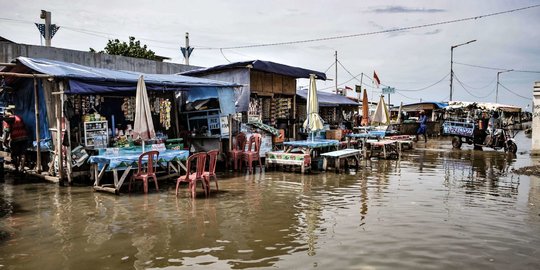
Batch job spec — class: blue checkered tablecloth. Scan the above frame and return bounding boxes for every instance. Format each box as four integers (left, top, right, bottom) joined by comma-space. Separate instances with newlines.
89, 149, 189, 169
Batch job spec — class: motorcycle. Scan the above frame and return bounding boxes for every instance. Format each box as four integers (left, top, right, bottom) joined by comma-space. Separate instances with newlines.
442, 119, 518, 153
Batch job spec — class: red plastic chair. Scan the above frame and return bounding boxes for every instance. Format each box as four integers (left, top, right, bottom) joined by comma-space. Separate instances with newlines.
241, 133, 263, 173
203, 149, 219, 191
228, 132, 247, 170
129, 150, 160, 194
176, 152, 207, 198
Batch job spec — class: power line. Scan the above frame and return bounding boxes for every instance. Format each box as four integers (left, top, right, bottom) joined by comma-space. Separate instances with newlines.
394, 73, 450, 92
454, 61, 540, 73
395, 91, 419, 101
323, 62, 335, 74
452, 71, 496, 90
212, 4, 540, 50
454, 74, 495, 98
498, 83, 531, 100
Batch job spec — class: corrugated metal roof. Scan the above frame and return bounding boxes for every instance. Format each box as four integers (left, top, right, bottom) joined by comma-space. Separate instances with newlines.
182, 60, 327, 80
296, 89, 359, 107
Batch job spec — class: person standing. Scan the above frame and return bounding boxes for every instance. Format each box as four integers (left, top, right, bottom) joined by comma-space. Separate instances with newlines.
416, 110, 428, 143
2, 109, 29, 172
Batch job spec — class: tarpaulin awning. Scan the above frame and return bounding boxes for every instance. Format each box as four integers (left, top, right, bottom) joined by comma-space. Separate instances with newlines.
400, 101, 448, 111
5, 57, 239, 94
296, 89, 359, 107
447, 101, 521, 113
181, 60, 327, 80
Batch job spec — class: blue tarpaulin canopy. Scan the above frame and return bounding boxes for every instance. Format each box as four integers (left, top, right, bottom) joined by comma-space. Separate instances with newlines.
296, 89, 358, 107
181, 60, 327, 80
400, 102, 448, 111
7, 57, 239, 94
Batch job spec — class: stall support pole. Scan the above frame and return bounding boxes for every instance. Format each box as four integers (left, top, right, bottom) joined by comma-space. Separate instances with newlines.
293, 94, 296, 140
55, 85, 63, 181
228, 115, 233, 151
59, 82, 72, 184
33, 76, 41, 173
173, 93, 180, 138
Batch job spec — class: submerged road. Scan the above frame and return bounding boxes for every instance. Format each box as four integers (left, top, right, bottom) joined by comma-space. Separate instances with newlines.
0, 133, 539, 269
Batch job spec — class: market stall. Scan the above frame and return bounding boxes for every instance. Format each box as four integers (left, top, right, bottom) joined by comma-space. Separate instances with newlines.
395, 101, 448, 136
296, 89, 359, 140
181, 60, 327, 148
0, 57, 238, 183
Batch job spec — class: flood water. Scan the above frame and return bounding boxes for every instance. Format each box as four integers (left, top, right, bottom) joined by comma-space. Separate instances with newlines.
1, 133, 540, 269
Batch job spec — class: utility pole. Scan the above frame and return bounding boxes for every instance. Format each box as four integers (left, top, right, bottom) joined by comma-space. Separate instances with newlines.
335, 51, 338, 94
496, 69, 513, 104
181, 32, 194, 66
450, 39, 476, 101
358, 73, 363, 102
40, 10, 51, 47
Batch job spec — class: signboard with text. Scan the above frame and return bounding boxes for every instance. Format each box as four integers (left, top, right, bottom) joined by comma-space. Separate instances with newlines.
382, 87, 395, 94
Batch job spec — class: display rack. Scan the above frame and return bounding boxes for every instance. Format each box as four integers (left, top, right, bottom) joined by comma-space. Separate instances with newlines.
83, 120, 108, 147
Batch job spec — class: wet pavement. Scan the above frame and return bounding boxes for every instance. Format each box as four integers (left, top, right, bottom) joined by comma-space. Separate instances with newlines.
1, 133, 540, 269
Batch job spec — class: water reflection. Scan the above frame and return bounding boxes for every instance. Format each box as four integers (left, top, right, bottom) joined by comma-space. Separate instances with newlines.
1, 136, 540, 269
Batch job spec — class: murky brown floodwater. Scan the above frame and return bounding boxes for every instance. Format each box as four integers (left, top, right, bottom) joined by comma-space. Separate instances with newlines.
1, 133, 540, 270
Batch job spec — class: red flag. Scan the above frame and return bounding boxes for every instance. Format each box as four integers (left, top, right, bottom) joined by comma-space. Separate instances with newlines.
373, 71, 381, 88
345, 86, 353, 90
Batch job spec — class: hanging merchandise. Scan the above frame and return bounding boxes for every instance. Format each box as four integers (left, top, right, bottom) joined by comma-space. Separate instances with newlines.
122, 97, 135, 121
159, 98, 172, 130
248, 97, 261, 117
275, 98, 291, 119
262, 98, 271, 121
153, 97, 161, 114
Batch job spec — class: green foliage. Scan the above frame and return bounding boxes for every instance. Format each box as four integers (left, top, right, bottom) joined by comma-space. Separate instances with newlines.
89, 36, 156, 60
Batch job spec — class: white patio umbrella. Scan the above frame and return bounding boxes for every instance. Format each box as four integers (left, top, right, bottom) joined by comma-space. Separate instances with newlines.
133, 75, 156, 152
303, 74, 324, 139
372, 95, 390, 125
396, 101, 403, 123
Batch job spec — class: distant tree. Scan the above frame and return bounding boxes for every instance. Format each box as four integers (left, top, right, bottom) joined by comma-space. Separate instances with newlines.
90, 36, 156, 60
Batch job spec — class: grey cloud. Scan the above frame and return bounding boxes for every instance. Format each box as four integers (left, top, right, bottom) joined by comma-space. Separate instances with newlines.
424, 29, 442, 35
372, 6, 445, 13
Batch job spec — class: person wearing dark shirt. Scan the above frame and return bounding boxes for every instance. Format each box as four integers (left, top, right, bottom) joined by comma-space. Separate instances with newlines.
2, 109, 29, 172
416, 110, 428, 143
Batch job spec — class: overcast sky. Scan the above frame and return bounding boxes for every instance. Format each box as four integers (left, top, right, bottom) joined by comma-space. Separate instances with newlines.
1, 0, 539, 109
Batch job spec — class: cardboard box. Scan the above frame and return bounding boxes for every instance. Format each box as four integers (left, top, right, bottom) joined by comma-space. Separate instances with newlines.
325, 129, 343, 140
272, 129, 285, 143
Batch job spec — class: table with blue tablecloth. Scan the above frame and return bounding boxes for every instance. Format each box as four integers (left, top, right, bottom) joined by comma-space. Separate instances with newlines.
283, 139, 339, 155
89, 148, 189, 194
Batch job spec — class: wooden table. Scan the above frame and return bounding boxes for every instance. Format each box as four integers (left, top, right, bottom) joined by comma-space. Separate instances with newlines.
283, 139, 339, 156
321, 149, 362, 172
265, 151, 311, 173
89, 149, 189, 194
365, 140, 399, 159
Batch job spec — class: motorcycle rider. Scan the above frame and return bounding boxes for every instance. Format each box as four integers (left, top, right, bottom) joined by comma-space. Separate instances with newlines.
485, 111, 501, 146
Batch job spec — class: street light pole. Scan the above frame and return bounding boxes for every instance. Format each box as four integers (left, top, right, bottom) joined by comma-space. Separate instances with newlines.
496, 69, 513, 104
450, 39, 477, 101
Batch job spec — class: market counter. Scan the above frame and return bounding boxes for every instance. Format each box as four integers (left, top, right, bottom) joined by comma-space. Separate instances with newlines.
189, 135, 222, 153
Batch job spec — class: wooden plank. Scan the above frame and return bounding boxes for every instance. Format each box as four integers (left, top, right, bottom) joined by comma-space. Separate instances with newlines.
273, 74, 283, 94
93, 186, 118, 194
250, 71, 263, 93
282, 76, 296, 95
0, 72, 53, 78
262, 72, 273, 93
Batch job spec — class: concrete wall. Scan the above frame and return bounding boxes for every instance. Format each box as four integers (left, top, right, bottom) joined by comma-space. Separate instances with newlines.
0, 42, 200, 74
532, 81, 540, 155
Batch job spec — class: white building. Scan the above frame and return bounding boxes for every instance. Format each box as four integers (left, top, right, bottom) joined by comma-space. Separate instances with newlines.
533, 81, 540, 155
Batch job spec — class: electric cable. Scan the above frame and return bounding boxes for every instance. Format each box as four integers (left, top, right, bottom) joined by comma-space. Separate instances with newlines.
451, 71, 496, 90
498, 83, 531, 100
454, 74, 495, 98
454, 61, 540, 73
213, 4, 540, 50
3, 4, 539, 51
